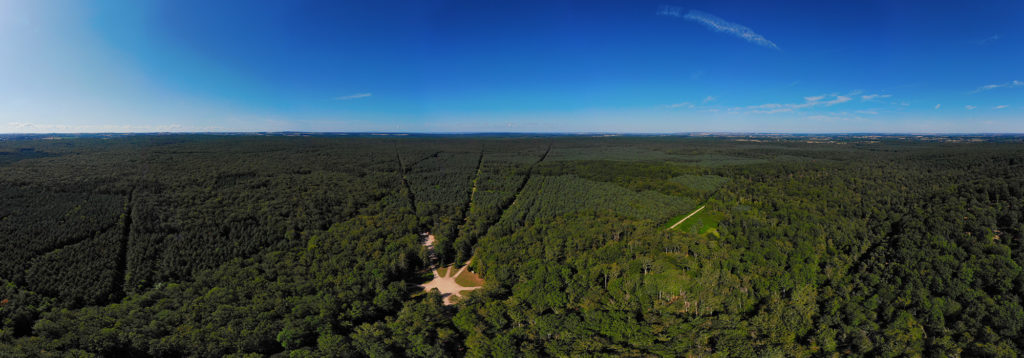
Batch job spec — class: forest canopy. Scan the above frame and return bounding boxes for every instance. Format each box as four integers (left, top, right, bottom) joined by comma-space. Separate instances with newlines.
1, 134, 1024, 357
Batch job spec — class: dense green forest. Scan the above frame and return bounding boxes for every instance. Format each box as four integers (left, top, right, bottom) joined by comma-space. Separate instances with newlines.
2, 134, 1024, 357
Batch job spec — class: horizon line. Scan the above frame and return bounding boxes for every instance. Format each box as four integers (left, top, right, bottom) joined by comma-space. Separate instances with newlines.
4, 131, 1024, 137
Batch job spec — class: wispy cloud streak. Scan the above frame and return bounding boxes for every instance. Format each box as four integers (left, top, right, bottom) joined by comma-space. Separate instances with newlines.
972, 80, 1023, 93
665, 102, 695, 109
657, 5, 684, 17
738, 94, 853, 114
979, 35, 1000, 45
861, 94, 891, 101
335, 93, 372, 100
659, 7, 779, 49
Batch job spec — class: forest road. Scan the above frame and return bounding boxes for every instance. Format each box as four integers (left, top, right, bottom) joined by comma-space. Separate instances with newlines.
668, 205, 705, 230
419, 233, 482, 304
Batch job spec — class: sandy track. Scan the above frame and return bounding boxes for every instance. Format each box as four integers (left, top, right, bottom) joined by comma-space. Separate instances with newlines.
419, 233, 483, 305
668, 205, 706, 230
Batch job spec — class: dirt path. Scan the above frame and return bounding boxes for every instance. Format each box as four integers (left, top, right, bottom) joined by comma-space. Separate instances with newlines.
419, 232, 439, 268
452, 259, 472, 277
418, 233, 483, 305
460, 150, 484, 226
668, 205, 706, 230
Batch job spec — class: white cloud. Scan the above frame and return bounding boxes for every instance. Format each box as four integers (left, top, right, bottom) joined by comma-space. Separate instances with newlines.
750, 107, 793, 114
973, 80, 1023, 93
666, 97, 714, 109
741, 94, 854, 114
660, 9, 779, 49
335, 93, 372, 100
666, 102, 695, 109
861, 94, 892, 101
804, 112, 866, 121
934, 104, 941, 109
804, 115, 834, 121
657, 5, 684, 17
979, 34, 1000, 45
965, 105, 976, 110
823, 96, 852, 106
995, 105, 1009, 109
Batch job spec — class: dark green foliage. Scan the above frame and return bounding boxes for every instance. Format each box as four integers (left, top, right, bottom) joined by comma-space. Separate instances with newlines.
0, 279, 55, 339
668, 174, 729, 194
0, 148, 56, 166
453, 142, 548, 263
24, 227, 125, 306
1, 134, 1024, 356
487, 174, 695, 238
402, 149, 479, 261
534, 160, 727, 199
0, 187, 124, 291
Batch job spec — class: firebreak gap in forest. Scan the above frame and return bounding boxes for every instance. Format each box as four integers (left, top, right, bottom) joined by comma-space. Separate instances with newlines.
2, 133, 1024, 357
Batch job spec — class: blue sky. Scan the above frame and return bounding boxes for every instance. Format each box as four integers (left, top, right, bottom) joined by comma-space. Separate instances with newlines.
1, 0, 1022, 133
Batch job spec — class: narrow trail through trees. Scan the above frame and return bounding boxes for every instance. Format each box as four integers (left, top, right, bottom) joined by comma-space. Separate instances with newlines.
668, 205, 706, 230
113, 190, 134, 300
456, 149, 484, 229
393, 143, 417, 212
493, 143, 551, 223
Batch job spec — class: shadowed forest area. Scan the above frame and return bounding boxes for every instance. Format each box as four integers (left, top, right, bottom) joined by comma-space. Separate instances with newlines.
2, 134, 1024, 357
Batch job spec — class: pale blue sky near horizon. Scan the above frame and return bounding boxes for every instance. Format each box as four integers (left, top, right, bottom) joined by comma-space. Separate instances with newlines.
0, 0, 1021, 133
